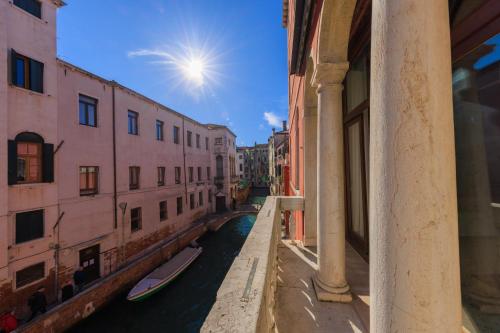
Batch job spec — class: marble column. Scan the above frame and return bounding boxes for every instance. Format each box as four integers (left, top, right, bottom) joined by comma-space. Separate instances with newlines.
312, 62, 352, 302
370, 0, 462, 331
303, 103, 317, 247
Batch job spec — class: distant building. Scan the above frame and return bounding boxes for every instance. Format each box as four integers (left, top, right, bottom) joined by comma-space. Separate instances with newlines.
237, 142, 269, 188
268, 121, 289, 195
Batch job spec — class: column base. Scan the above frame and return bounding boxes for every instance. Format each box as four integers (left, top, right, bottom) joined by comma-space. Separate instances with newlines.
312, 275, 352, 303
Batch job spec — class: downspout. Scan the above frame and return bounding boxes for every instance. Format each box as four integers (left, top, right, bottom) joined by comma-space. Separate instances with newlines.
182, 117, 188, 204
112, 83, 118, 229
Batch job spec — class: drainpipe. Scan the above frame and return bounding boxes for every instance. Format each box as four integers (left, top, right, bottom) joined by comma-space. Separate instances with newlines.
182, 117, 188, 204
52, 211, 64, 302
111, 83, 118, 229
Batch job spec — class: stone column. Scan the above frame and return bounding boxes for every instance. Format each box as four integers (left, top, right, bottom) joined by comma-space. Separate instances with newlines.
370, 0, 462, 331
303, 104, 317, 247
312, 62, 352, 302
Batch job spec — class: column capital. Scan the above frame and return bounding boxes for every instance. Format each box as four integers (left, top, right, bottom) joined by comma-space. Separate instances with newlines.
312, 61, 349, 87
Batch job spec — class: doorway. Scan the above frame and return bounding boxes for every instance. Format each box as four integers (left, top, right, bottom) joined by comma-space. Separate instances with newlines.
216, 196, 226, 213
79, 244, 100, 284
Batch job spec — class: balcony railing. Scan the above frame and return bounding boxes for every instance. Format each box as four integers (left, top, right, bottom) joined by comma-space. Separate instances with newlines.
201, 196, 304, 333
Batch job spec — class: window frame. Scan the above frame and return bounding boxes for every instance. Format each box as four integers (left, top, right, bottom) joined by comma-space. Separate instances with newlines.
129, 166, 140, 190
16, 141, 42, 184
189, 167, 194, 183
159, 201, 168, 221
79, 94, 98, 127
199, 191, 204, 206
175, 167, 181, 184
196, 134, 201, 148
173, 126, 180, 144
130, 207, 142, 232
176, 197, 183, 215
157, 166, 166, 186
79, 166, 99, 196
156, 120, 164, 141
11, 50, 44, 93
15, 262, 45, 289
15, 209, 44, 244
190, 193, 195, 210
127, 110, 139, 135
187, 131, 193, 147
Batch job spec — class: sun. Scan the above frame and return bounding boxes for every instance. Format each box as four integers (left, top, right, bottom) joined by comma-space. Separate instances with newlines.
182, 57, 205, 86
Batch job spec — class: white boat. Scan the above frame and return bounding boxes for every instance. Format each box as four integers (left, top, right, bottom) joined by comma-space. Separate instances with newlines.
127, 246, 202, 301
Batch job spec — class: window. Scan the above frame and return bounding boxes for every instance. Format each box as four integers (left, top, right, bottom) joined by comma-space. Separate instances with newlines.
197, 167, 202, 181
13, 0, 41, 18
190, 193, 195, 210
177, 197, 183, 215
208, 189, 212, 203
80, 166, 98, 195
207, 167, 211, 180
9, 132, 53, 185
16, 142, 41, 183
239, 155, 243, 159
79, 95, 97, 127
196, 134, 200, 148
129, 166, 140, 190
173, 126, 180, 144
215, 137, 223, 145
157, 167, 165, 186
130, 207, 142, 232
175, 167, 181, 184
189, 167, 194, 183
128, 111, 138, 135
187, 131, 192, 147
16, 262, 44, 289
239, 164, 243, 172
199, 191, 204, 206
16, 210, 43, 244
205, 137, 209, 150
11, 50, 43, 93
216, 155, 224, 177
159, 201, 168, 221
156, 120, 164, 141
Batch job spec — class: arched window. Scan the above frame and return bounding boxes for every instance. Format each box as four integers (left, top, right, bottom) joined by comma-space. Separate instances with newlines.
216, 155, 223, 178
8, 132, 54, 185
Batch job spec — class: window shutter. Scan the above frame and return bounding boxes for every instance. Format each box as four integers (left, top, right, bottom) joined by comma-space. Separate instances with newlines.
11, 49, 17, 86
8, 140, 17, 185
29, 59, 44, 93
42, 143, 54, 183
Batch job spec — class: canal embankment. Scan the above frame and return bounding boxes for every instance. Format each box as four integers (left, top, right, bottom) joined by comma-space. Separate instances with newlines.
18, 209, 257, 333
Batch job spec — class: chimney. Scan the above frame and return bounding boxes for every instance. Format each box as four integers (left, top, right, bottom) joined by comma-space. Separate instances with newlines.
282, 120, 287, 131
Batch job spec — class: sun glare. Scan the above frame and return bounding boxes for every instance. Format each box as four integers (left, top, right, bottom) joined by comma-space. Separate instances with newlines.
183, 57, 205, 86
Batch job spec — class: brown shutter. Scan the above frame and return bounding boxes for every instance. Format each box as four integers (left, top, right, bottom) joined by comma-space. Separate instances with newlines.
8, 140, 17, 185
42, 143, 54, 183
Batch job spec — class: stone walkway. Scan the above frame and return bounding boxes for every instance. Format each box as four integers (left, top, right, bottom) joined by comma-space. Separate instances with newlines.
275, 240, 370, 332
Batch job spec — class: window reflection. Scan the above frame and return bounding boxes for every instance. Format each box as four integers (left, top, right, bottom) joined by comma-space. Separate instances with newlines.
453, 33, 500, 332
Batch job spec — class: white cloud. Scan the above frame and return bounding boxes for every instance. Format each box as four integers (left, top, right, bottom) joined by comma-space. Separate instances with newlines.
263, 112, 283, 127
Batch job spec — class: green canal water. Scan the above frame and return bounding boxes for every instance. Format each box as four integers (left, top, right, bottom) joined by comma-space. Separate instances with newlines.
69, 214, 257, 333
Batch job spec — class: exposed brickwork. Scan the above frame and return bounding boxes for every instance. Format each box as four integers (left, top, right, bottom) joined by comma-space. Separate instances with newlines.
18, 221, 209, 333
0, 270, 56, 320
125, 224, 175, 259
236, 187, 250, 204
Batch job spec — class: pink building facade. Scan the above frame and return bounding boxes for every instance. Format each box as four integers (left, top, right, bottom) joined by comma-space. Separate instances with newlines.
0, 0, 237, 316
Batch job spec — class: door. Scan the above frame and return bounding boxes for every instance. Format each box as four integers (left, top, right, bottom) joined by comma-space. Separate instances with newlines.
345, 116, 369, 258
79, 244, 100, 283
216, 196, 226, 213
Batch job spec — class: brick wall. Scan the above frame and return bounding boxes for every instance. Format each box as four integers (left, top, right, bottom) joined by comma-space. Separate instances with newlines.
19, 222, 207, 333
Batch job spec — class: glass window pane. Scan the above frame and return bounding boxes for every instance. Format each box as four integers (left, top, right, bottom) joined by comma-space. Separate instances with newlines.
88, 105, 96, 126
16, 58, 25, 87
453, 33, 500, 332
79, 102, 87, 124
346, 51, 368, 112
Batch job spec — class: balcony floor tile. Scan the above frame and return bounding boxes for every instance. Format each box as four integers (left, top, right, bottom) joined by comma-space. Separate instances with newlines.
275, 240, 370, 332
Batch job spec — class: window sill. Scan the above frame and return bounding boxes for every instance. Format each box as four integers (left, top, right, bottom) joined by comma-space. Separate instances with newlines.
9, 84, 45, 97
80, 192, 99, 197
10, 182, 50, 189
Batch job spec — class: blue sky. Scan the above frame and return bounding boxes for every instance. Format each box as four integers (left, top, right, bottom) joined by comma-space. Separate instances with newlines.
57, 0, 288, 146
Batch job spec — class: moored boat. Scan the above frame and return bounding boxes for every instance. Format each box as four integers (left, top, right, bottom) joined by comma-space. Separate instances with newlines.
127, 246, 202, 301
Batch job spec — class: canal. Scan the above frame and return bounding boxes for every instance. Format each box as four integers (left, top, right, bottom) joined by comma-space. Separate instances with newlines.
69, 214, 257, 333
